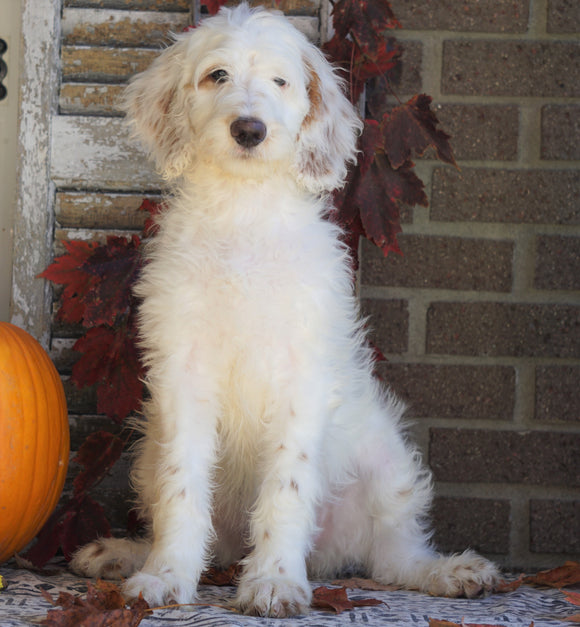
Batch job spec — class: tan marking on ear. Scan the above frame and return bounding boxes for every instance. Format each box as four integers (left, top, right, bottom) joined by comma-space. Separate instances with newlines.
302, 62, 322, 128
301, 149, 331, 180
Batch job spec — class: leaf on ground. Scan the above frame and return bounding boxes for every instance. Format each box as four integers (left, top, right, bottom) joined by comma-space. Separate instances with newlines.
564, 591, 580, 606
562, 591, 580, 623
495, 574, 525, 592
429, 620, 534, 627
524, 562, 580, 588
312, 586, 384, 614
200, 563, 242, 586
331, 576, 399, 591
41, 580, 149, 627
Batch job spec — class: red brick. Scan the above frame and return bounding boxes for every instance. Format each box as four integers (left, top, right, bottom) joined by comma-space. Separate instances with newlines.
361, 299, 409, 355
541, 105, 580, 160
432, 496, 510, 554
547, 0, 580, 34
442, 40, 580, 97
378, 364, 515, 419
429, 428, 580, 486
395, 0, 529, 33
530, 500, 580, 553
434, 104, 519, 161
426, 302, 580, 358
535, 235, 580, 291
535, 366, 580, 423
431, 168, 580, 224
361, 235, 513, 292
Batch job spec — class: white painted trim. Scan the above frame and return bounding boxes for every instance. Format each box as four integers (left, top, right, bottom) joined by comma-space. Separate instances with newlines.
11, 0, 62, 347
51, 116, 161, 191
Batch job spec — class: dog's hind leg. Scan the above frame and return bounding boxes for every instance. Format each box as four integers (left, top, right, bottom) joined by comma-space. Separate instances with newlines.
71, 537, 150, 580
312, 400, 499, 597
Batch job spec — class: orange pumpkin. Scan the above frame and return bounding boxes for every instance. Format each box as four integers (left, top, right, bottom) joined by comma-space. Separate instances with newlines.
0, 322, 69, 563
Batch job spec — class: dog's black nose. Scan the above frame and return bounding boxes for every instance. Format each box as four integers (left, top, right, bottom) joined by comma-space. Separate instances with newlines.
230, 117, 267, 148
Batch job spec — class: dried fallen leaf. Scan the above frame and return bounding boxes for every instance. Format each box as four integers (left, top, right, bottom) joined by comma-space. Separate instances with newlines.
199, 563, 242, 586
496, 574, 526, 593
41, 580, 149, 627
524, 562, 580, 588
429, 620, 534, 627
565, 591, 580, 606
312, 586, 384, 614
563, 591, 580, 623
332, 576, 399, 591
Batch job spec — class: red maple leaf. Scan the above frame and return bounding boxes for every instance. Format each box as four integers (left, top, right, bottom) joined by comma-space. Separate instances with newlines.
337, 151, 427, 257
201, 0, 229, 15
73, 431, 126, 494
72, 324, 144, 422
22, 494, 111, 567
330, 0, 400, 44
79, 235, 142, 328
325, 36, 399, 102
325, 0, 400, 101
39, 240, 98, 324
382, 94, 456, 169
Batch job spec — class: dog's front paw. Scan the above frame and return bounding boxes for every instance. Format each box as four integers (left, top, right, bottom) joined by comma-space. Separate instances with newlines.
123, 570, 196, 607
236, 576, 312, 617
427, 550, 499, 598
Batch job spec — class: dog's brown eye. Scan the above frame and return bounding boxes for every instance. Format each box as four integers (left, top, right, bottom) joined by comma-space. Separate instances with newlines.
209, 69, 229, 83
273, 77, 287, 87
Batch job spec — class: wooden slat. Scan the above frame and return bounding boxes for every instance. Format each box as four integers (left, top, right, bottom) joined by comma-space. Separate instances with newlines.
63, 0, 320, 15
59, 83, 125, 115
62, 46, 157, 82
62, 9, 188, 47
54, 228, 141, 252
50, 115, 162, 190
60, 12, 319, 83
56, 191, 158, 229
64, 0, 190, 11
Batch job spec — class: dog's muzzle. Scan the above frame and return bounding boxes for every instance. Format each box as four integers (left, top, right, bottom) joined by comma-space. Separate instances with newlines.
230, 117, 267, 148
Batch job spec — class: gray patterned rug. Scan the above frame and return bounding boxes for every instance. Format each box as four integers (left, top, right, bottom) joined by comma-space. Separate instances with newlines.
0, 559, 577, 626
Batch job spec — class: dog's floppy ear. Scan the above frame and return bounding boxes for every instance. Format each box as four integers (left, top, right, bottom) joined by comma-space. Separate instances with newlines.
123, 37, 195, 180
293, 45, 363, 194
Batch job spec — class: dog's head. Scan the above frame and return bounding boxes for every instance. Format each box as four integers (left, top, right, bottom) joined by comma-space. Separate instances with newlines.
124, 3, 362, 193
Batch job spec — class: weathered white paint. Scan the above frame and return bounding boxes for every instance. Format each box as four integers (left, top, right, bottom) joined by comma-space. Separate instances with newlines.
11, 0, 62, 347
51, 116, 161, 191
62, 8, 188, 46
0, 0, 22, 322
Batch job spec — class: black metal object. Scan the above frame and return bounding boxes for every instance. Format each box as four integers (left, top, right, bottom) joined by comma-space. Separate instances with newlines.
0, 38, 7, 101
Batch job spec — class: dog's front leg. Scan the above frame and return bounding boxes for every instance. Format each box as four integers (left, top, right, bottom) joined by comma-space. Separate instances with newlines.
236, 395, 324, 617
123, 377, 218, 607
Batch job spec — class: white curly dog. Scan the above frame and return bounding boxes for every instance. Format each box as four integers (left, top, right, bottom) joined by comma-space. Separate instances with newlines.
71, 3, 498, 616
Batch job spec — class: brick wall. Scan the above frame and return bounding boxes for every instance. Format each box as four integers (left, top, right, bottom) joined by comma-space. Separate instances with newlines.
361, 0, 580, 569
